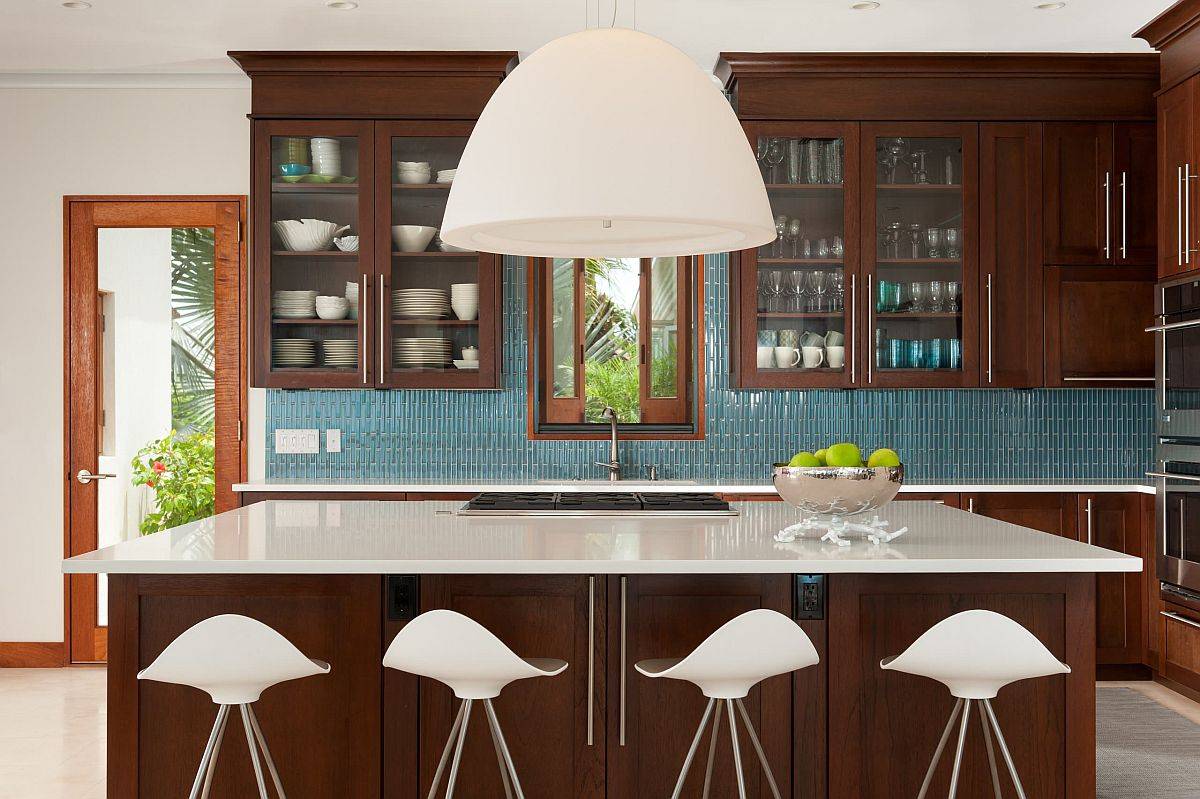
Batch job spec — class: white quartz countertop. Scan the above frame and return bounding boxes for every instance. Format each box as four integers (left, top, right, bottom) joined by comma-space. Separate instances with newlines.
233, 478, 1156, 495
63, 500, 1142, 575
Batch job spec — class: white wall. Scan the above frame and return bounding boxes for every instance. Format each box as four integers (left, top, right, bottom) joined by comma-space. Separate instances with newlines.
0, 85, 251, 642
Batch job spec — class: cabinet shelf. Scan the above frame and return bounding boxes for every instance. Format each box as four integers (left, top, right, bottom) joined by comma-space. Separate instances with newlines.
393, 318, 479, 326
876, 183, 962, 191
875, 312, 961, 319
272, 250, 357, 258
272, 318, 358, 326
758, 312, 843, 319
757, 259, 843, 266
271, 182, 359, 193
391, 183, 452, 190
765, 183, 844, 190
876, 258, 961, 265
391, 251, 478, 258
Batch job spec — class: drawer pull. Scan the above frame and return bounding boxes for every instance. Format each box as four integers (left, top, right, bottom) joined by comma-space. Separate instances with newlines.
1162, 611, 1200, 631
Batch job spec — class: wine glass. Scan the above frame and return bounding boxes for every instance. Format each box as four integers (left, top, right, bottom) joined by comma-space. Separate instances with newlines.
928, 280, 945, 313
830, 271, 845, 311
906, 223, 923, 259
943, 227, 961, 258
787, 218, 803, 258
924, 227, 942, 258
767, 270, 785, 312
879, 137, 908, 183
756, 136, 770, 179
908, 149, 930, 184
947, 281, 961, 312
808, 271, 829, 312
773, 214, 788, 258
831, 235, 845, 260
757, 270, 771, 312
764, 138, 786, 184
908, 281, 927, 313
787, 270, 806, 312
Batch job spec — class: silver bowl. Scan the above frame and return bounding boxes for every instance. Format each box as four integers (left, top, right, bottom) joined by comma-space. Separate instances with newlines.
772, 463, 904, 517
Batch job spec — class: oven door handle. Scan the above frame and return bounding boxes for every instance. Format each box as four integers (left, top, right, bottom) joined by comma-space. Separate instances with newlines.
1146, 471, 1200, 483
1146, 319, 1200, 333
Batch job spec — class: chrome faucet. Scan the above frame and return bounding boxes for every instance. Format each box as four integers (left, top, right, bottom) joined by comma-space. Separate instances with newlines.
594, 406, 622, 481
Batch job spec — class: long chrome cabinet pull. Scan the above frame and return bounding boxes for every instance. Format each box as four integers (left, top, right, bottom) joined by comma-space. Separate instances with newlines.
1162, 611, 1200, 632
1120, 171, 1128, 259
849, 274, 857, 384
1085, 498, 1093, 545
1103, 171, 1111, 260
1061, 376, 1154, 382
378, 274, 386, 383
587, 576, 595, 746
1187, 164, 1193, 265
619, 576, 627, 747
986, 274, 994, 383
1146, 471, 1200, 483
866, 274, 873, 384
1180, 166, 1185, 267
360, 275, 369, 385
1145, 318, 1200, 333
967, 497, 975, 514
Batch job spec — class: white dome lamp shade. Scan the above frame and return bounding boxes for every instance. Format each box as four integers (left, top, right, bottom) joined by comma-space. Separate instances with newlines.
441, 28, 776, 258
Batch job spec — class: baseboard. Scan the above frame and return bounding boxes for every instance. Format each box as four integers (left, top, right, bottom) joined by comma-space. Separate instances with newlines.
1097, 663, 1153, 681
0, 641, 67, 667
1155, 673, 1200, 705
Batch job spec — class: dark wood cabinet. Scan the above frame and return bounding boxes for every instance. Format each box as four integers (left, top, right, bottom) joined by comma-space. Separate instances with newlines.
980, 123, 1044, 387
1157, 79, 1197, 279
606, 575, 795, 799
1114, 122, 1158, 266
1078, 494, 1146, 666
963, 491, 1078, 537
1159, 601, 1200, 695
1043, 266, 1156, 387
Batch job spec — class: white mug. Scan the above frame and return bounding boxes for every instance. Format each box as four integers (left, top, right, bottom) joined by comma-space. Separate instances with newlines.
757, 346, 775, 368
824, 330, 845, 347
801, 346, 825, 368
462, 346, 479, 363
774, 346, 801, 368
826, 345, 845, 369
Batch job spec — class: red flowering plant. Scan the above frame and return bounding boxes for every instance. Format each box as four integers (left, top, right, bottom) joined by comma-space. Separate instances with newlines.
130, 429, 215, 535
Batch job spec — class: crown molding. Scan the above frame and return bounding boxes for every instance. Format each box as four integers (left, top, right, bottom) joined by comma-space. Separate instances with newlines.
0, 72, 248, 89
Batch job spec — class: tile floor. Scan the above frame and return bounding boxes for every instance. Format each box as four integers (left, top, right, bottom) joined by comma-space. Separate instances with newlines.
0, 669, 1196, 798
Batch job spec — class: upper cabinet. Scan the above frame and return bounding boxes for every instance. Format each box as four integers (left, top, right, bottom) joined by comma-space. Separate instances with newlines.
232, 51, 517, 390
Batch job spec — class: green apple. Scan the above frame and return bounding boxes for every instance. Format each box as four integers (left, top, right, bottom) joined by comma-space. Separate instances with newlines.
788, 451, 821, 467
813, 448, 828, 466
825, 442, 863, 467
867, 447, 901, 468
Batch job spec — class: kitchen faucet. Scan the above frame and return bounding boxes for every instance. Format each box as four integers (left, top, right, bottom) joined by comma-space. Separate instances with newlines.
594, 406, 622, 481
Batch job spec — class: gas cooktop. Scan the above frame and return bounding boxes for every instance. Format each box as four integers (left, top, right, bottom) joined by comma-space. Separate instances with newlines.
457, 492, 737, 517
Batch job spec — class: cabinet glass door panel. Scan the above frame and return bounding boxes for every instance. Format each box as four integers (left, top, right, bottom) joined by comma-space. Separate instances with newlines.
254, 120, 374, 388
736, 123, 859, 388
377, 123, 500, 388
862, 124, 978, 387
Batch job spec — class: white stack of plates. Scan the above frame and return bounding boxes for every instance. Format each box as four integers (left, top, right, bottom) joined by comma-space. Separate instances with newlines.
273, 290, 317, 319
393, 337, 452, 367
273, 338, 316, 367
345, 281, 359, 320
392, 288, 449, 319
310, 138, 342, 177
436, 168, 456, 184
322, 339, 358, 368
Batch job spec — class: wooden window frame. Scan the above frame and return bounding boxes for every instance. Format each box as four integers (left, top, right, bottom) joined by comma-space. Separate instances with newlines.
526, 256, 705, 441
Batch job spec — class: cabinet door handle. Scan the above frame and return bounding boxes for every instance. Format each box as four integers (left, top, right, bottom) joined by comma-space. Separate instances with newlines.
1161, 611, 1200, 631
986, 274, 994, 384
1061, 376, 1154, 382
587, 576, 595, 746
619, 575, 627, 747
849, 274, 857, 384
866, 273, 873, 384
1104, 171, 1111, 260
360, 275, 369, 385
1179, 165, 1185, 267
1187, 164, 1193, 265
1120, 170, 1127, 260
967, 497, 975, 514
1085, 497, 1093, 545
1146, 471, 1200, 483
378, 273, 386, 384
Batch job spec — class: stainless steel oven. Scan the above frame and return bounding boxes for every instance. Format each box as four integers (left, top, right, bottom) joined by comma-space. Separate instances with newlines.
1151, 276, 1200, 439
1150, 440, 1200, 595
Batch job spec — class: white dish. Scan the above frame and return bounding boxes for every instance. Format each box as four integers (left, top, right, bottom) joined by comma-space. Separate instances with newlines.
453, 360, 480, 370
392, 225, 438, 253
333, 235, 359, 252
273, 219, 349, 252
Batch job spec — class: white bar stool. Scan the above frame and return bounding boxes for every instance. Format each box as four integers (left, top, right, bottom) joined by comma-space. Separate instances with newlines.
635, 608, 819, 799
383, 609, 568, 799
137, 614, 330, 799
880, 609, 1071, 799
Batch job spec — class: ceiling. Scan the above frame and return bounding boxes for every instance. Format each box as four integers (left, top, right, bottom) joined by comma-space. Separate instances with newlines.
0, 0, 1174, 81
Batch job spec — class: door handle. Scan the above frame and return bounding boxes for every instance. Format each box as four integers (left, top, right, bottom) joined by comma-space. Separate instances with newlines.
1085, 497, 1093, 545
866, 274, 873, 384
1162, 611, 1200, 632
986, 274, 994, 384
378, 273, 387, 385
1187, 164, 1194, 265
587, 576, 595, 746
1120, 170, 1127, 260
360, 274, 369, 385
76, 470, 115, 484
619, 575, 627, 747
1103, 171, 1111, 260
967, 497, 975, 514
1179, 165, 1185, 267
849, 274, 857, 384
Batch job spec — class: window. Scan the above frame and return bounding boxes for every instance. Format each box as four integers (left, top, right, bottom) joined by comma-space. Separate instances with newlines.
531, 256, 699, 435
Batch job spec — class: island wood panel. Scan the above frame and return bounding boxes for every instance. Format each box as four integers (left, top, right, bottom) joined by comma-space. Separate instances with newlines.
1078, 493, 1147, 667
382, 583, 419, 799
417, 575, 605, 799
606, 575, 796, 799
827, 572, 1095, 799
961, 491, 1079, 538
107, 574, 381, 799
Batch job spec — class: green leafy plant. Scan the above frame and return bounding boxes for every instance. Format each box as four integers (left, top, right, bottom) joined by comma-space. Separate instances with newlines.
584, 357, 640, 423
170, 228, 216, 433
130, 429, 215, 535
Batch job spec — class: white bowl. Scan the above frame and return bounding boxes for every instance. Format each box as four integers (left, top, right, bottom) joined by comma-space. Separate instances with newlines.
392, 225, 438, 253
451, 298, 479, 321
397, 171, 431, 185
315, 303, 350, 321
273, 219, 349, 251
397, 160, 430, 169
333, 235, 359, 252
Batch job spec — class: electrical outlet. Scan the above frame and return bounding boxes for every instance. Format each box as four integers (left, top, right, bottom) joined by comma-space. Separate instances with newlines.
275, 428, 319, 454
326, 429, 341, 453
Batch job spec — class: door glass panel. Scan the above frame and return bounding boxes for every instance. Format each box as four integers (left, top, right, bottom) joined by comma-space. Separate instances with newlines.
583, 258, 641, 422
388, 135, 475, 373
551, 258, 577, 398
755, 135, 846, 375
873, 135, 964, 373
648, 257, 679, 398
269, 135, 361, 374
95, 227, 217, 625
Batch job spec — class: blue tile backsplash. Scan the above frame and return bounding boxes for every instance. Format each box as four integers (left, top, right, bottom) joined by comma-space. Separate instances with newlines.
266, 254, 1154, 483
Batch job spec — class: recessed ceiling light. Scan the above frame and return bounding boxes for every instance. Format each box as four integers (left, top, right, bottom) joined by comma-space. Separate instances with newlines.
61, 1, 92, 7
1036, 2, 1066, 9
851, 1, 881, 8
326, 1, 358, 8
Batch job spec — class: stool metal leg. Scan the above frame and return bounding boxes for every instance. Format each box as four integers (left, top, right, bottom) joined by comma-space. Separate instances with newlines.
485, 699, 526, 799
427, 700, 469, 799
484, 700, 514, 799
247, 705, 287, 799
735, 699, 782, 799
239, 704, 271, 799
983, 700, 1028, 799
976, 701, 1003, 799
726, 700, 748, 799
947, 699, 973, 799
701, 701, 723, 799
444, 699, 473, 799
670, 698, 716, 799
917, 698, 964, 799
189, 704, 230, 799
200, 705, 230, 799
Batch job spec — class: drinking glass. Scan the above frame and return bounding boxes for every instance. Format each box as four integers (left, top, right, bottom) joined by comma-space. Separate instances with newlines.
928, 280, 945, 313
787, 270, 806, 312
808, 271, 829, 312
757, 270, 771, 311
816, 238, 831, 259
946, 338, 963, 369
880, 223, 903, 259
804, 139, 824, 184
908, 149, 930, 183
787, 139, 803, 184
906, 223, 923, 259
774, 214, 788, 258
799, 237, 813, 259
924, 227, 942, 258
764, 138, 786, 183
887, 339, 907, 369
786, 218, 802, 258
767, 270, 785, 312
908, 282, 927, 313
824, 139, 843, 184
908, 339, 925, 369
943, 153, 957, 185
831, 235, 845, 259
923, 338, 942, 368
875, 278, 891, 313
876, 329, 888, 369
947, 281, 961, 312
943, 227, 961, 258
830, 271, 845, 311
882, 137, 908, 183
756, 136, 770, 179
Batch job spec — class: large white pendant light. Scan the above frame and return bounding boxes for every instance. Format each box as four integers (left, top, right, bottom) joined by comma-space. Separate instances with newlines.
441, 27, 775, 258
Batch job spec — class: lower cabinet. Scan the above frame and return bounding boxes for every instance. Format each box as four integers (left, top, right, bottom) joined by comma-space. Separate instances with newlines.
1078, 493, 1147, 666
1159, 601, 1200, 695
962, 491, 1078, 537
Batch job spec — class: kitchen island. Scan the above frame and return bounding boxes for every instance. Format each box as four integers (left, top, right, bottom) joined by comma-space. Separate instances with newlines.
66, 499, 1138, 799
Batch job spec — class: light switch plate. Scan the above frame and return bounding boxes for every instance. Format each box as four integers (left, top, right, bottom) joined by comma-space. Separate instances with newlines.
275, 428, 319, 454
326, 429, 341, 453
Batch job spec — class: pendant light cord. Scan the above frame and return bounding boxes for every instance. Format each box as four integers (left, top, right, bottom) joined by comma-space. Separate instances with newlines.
583, 0, 633, 31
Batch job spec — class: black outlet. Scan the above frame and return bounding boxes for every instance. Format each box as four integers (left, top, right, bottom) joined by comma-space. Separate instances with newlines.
794, 574, 825, 620
386, 575, 419, 621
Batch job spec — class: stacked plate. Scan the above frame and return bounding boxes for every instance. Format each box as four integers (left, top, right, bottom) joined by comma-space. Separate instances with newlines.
393, 288, 449, 319
310, 137, 342, 177
345, 281, 360, 320
436, 168, 456, 184
322, 339, 358, 368
393, 337, 452, 368
273, 290, 317, 319
273, 338, 316, 367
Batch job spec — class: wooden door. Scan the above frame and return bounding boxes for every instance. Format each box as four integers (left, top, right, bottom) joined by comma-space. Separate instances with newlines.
1044, 123, 1115, 265
418, 576, 604, 799
1043, 266, 1156, 387
1113, 122, 1157, 266
979, 123, 1043, 387
607, 575, 797, 799
1079, 494, 1145, 666
962, 492, 1078, 537
1158, 80, 1195, 278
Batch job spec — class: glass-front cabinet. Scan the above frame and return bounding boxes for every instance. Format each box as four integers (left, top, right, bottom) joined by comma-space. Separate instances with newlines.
734, 122, 860, 388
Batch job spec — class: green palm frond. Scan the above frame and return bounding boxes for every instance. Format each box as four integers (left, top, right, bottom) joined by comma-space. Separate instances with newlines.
170, 228, 215, 434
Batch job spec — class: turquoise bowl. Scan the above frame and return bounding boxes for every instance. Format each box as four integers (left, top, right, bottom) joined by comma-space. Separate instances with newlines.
279, 162, 311, 176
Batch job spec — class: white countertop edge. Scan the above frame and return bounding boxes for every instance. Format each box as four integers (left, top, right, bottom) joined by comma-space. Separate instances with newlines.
233, 481, 1156, 495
